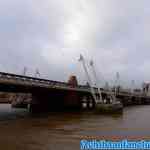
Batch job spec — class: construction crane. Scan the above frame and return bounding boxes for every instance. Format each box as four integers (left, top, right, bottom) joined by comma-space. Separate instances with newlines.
89, 60, 103, 103
78, 54, 98, 103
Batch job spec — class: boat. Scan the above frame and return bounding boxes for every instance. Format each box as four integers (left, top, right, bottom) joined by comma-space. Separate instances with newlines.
11, 94, 30, 109
11, 102, 28, 109
95, 99, 123, 114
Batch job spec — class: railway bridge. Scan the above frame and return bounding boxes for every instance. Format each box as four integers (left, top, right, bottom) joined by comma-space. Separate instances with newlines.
0, 72, 149, 112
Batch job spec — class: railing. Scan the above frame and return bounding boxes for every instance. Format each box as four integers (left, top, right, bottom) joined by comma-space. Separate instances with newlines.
0, 72, 92, 93
0, 71, 69, 87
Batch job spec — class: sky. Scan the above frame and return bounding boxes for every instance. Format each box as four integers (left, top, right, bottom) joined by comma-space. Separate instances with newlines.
0, 0, 150, 88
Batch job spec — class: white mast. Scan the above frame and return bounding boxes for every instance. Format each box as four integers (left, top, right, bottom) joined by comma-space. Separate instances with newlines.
23, 67, 27, 76
115, 72, 120, 96
34, 69, 40, 78
79, 54, 98, 103
131, 80, 135, 94
89, 60, 102, 103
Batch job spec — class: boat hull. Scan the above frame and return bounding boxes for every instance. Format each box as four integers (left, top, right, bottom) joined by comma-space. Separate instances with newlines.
95, 103, 123, 114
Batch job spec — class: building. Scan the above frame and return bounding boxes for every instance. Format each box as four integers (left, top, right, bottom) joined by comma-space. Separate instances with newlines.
142, 82, 150, 96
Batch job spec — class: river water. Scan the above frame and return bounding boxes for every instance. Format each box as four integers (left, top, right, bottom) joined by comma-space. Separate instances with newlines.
0, 104, 150, 150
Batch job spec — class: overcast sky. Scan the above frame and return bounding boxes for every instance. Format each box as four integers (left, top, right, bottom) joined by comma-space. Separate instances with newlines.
0, 0, 150, 88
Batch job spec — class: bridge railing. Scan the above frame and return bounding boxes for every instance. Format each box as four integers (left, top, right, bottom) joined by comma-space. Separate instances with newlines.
0, 72, 70, 88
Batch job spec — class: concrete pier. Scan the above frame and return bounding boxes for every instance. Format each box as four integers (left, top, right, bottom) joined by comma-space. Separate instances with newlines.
29, 76, 82, 113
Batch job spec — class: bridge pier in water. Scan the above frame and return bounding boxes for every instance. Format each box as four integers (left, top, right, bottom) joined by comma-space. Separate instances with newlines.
29, 90, 82, 113
29, 76, 82, 113
30, 90, 62, 113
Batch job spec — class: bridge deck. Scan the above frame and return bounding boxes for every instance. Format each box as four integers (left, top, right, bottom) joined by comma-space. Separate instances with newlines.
0, 72, 149, 99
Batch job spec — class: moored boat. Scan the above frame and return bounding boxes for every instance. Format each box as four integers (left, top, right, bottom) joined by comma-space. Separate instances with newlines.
95, 101, 123, 114
11, 100, 28, 108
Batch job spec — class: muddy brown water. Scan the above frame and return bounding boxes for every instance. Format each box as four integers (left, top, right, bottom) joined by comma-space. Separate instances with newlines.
0, 104, 150, 150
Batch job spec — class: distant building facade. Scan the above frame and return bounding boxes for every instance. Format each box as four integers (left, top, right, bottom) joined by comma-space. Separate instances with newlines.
142, 83, 150, 96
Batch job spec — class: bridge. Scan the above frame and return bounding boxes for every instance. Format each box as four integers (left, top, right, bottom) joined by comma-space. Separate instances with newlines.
0, 71, 149, 112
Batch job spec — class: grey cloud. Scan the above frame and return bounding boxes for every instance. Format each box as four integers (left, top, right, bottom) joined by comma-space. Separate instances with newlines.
0, 0, 150, 88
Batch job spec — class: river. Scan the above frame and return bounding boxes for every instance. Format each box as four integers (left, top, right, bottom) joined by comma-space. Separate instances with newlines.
0, 104, 150, 150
